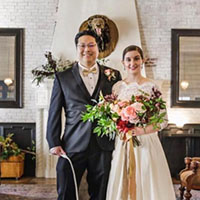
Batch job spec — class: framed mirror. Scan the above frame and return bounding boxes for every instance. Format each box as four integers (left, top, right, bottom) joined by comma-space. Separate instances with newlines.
0, 28, 23, 108
171, 29, 200, 108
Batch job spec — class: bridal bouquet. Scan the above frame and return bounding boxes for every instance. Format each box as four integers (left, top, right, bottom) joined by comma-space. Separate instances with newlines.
82, 87, 167, 147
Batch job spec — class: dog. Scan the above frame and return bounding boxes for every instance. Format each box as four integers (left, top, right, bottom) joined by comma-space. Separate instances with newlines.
87, 15, 110, 52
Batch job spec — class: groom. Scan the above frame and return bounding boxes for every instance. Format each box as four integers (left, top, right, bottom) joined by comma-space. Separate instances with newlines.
46, 30, 121, 200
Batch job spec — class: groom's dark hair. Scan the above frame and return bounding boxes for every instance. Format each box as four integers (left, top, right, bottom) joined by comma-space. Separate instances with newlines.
75, 30, 99, 47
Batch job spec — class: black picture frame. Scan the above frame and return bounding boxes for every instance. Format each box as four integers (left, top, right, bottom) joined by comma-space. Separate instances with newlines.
171, 29, 200, 108
0, 28, 23, 108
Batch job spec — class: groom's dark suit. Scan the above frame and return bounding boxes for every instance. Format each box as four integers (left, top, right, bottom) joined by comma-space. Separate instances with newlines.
46, 62, 121, 200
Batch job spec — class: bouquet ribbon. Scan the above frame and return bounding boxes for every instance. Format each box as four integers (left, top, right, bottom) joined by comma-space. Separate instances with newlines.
128, 138, 136, 200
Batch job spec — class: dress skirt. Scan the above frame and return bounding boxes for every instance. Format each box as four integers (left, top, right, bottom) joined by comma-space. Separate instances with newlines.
106, 132, 176, 200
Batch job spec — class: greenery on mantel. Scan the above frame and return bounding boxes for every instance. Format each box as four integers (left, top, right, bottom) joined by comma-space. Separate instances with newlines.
32, 52, 110, 86
32, 52, 75, 86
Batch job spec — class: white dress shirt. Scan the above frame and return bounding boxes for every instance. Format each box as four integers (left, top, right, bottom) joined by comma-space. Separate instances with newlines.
78, 62, 99, 96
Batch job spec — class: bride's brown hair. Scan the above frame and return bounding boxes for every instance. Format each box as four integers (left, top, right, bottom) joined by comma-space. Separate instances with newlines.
122, 45, 144, 60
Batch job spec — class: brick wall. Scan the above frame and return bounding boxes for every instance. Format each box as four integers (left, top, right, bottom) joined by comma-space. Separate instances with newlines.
135, 0, 200, 125
0, 0, 58, 122
0, 0, 200, 125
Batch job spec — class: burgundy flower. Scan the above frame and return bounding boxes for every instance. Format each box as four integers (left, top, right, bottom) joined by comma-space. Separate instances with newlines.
104, 94, 117, 102
117, 119, 134, 133
152, 87, 162, 98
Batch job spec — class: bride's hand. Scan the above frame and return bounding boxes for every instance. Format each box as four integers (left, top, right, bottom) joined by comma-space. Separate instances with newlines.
132, 127, 145, 136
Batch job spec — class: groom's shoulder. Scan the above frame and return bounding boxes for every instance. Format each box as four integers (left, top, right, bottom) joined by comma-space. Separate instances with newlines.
101, 64, 120, 73
56, 62, 77, 78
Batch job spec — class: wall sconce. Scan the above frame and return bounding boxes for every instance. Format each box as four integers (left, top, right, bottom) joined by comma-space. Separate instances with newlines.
4, 78, 13, 86
180, 80, 189, 90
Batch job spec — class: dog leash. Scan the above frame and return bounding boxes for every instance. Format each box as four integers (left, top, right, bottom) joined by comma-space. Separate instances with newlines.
61, 154, 79, 200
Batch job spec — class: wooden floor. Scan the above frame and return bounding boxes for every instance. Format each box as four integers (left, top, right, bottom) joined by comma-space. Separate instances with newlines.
0, 177, 56, 185
0, 176, 179, 185
0, 177, 184, 200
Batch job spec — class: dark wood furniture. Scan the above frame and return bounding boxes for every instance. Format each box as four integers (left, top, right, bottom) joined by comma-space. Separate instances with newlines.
179, 157, 200, 200
159, 124, 200, 179
0, 123, 36, 177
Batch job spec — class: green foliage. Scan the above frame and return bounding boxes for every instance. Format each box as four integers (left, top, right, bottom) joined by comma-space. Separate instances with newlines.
82, 94, 118, 140
32, 52, 74, 86
132, 88, 167, 129
0, 134, 36, 161
97, 58, 110, 66
27, 140, 36, 160
0, 133, 22, 161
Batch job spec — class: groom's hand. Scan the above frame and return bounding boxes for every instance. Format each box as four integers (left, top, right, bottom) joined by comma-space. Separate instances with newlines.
50, 146, 66, 157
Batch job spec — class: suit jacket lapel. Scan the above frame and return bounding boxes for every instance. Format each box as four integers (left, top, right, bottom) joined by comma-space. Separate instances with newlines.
91, 64, 104, 101
72, 63, 91, 101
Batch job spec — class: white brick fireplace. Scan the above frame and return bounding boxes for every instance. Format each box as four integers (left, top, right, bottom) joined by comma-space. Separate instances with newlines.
34, 80, 58, 178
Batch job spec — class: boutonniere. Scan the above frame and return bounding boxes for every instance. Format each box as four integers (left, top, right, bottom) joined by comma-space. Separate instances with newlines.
104, 69, 116, 81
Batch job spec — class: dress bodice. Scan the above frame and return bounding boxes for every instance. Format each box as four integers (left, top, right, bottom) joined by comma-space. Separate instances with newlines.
112, 80, 158, 101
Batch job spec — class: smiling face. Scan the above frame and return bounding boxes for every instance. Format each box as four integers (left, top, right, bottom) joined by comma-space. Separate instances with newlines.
77, 35, 99, 68
122, 50, 144, 75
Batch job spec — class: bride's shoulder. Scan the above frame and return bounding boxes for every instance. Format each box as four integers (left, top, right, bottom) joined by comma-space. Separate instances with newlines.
142, 79, 161, 91
113, 80, 124, 87
112, 80, 124, 94
142, 78, 152, 83
143, 78, 157, 86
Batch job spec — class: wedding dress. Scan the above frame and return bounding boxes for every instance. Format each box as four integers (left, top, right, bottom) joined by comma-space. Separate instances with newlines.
106, 81, 176, 200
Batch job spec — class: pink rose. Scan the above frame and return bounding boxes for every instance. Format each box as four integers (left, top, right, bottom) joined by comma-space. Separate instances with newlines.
132, 102, 145, 113
121, 105, 138, 123
121, 111, 129, 121
125, 106, 137, 117
129, 117, 139, 124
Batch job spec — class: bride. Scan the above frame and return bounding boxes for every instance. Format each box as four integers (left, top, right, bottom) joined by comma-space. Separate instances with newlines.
106, 45, 176, 200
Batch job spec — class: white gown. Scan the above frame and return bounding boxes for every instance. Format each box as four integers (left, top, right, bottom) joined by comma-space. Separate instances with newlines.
106, 81, 176, 200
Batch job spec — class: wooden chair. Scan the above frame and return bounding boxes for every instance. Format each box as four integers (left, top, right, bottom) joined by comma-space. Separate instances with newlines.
179, 157, 200, 200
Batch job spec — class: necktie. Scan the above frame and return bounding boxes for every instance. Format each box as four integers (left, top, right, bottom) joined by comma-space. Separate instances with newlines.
82, 67, 97, 76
